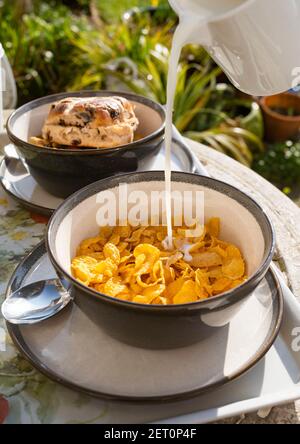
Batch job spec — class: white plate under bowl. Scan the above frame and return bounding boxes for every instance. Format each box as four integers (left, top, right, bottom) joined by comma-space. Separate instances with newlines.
6, 242, 283, 402
0, 138, 201, 216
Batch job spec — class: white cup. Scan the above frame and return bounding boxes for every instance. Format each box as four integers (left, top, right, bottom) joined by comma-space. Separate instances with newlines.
169, 0, 300, 96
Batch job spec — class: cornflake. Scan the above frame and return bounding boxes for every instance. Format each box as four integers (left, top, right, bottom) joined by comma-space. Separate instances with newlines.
71, 218, 247, 305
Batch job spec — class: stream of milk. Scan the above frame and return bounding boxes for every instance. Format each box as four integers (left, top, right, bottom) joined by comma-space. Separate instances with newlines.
164, 0, 245, 248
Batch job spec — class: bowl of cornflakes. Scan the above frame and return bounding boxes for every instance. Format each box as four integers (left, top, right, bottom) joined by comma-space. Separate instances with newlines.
46, 171, 275, 349
7, 91, 165, 198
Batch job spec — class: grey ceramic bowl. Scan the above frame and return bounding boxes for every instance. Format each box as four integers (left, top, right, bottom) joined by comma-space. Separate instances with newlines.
46, 171, 275, 349
7, 91, 165, 198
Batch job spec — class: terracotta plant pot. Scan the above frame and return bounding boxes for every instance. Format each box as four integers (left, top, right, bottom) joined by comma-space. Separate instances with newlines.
260, 93, 300, 142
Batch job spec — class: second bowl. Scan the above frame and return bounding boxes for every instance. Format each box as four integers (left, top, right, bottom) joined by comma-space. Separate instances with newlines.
7, 91, 165, 198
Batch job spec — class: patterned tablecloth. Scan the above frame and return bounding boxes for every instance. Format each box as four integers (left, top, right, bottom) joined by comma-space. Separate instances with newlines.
1, 111, 300, 424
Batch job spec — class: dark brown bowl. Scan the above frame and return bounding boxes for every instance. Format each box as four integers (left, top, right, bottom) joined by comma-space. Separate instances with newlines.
46, 171, 275, 350
7, 91, 165, 198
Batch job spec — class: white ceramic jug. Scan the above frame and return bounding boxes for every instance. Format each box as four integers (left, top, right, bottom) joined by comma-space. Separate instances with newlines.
169, 0, 300, 96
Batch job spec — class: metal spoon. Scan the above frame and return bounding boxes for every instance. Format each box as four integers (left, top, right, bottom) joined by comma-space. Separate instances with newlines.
1, 279, 72, 324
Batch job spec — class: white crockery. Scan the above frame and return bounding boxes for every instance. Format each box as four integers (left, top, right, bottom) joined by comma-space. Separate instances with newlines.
169, 0, 300, 95
46, 172, 275, 349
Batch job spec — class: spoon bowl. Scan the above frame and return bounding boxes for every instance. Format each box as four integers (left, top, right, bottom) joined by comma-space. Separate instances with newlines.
1, 278, 72, 324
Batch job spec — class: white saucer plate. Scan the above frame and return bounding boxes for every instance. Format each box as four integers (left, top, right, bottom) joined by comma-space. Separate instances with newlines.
6, 242, 283, 403
0, 139, 202, 216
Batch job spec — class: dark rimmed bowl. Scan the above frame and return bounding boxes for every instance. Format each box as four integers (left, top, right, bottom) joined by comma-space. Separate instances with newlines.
7, 91, 165, 198
46, 171, 275, 350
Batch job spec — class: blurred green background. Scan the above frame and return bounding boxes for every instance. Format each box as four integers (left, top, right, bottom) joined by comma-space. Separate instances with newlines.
1, 0, 300, 194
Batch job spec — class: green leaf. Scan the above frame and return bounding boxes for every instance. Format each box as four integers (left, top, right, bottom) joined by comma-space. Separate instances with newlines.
240, 101, 264, 139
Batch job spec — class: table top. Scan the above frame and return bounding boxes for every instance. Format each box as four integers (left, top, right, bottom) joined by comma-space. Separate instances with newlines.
0, 111, 299, 424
